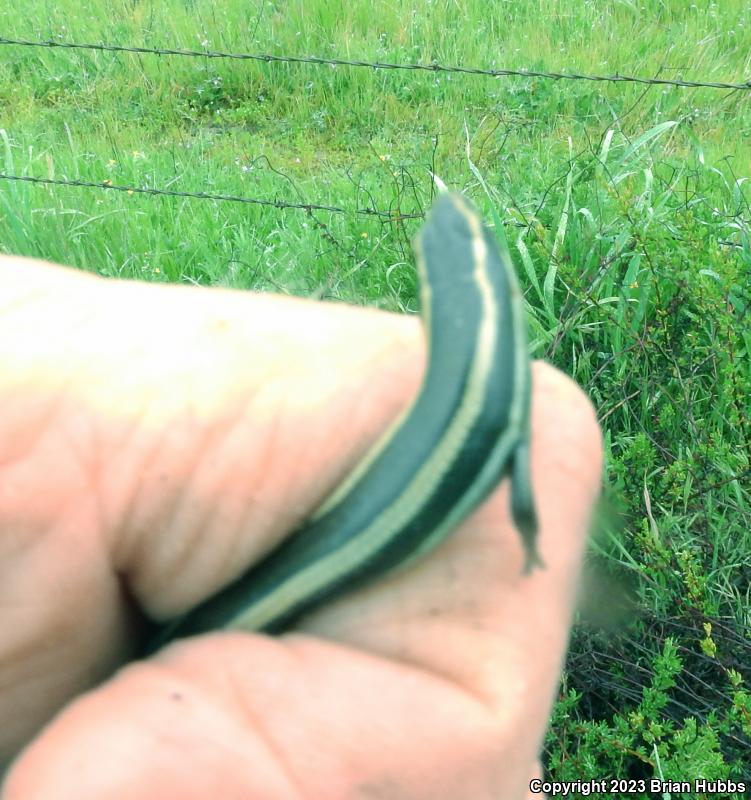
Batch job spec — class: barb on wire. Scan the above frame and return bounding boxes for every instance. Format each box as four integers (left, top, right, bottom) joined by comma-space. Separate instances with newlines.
0, 173, 424, 221
1, 36, 749, 91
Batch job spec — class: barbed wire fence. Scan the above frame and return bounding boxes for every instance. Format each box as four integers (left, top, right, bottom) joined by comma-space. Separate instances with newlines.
2, 36, 751, 89
1, 34, 748, 303
1, 35, 748, 263
1, 35, 750, 222
0, 173, 424, 220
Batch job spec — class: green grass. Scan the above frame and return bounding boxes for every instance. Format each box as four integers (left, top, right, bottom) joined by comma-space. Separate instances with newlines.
1, 0, 750, 792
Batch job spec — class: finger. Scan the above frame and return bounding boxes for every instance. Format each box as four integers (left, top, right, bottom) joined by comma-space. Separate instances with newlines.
3, 634, 532, 799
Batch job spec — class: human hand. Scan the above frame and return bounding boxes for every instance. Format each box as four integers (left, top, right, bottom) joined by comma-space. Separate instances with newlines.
0, 256, 601, 799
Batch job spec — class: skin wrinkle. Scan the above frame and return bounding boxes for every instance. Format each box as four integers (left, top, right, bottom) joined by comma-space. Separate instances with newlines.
161, 407, 229, 574
275, 635, 506, 796
381, 625, 505, 721
203, 387, 289, 568
87, 410, 110, 579
294, 594, 507, 727
354, 777, 404, 799
117, 375, 243, 613
105, 392, 177, 573
111, 669, 225, 794
98, 305, 242, 581
104, 660, 261, 794
114, 431, 196, 603
1, 402, 95, 631
2, 379, 64, 476
321, 607, 527, 718
244, 396, 289, 525
219, 657, 306, 800
56, 396, 107, 557
214, 398, 311, 574
153, 386, 292, 615
147, 641, 313, 797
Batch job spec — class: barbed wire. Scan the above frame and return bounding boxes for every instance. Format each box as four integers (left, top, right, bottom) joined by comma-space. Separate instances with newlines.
0, 173, 424, 220
1, 36, 750, 91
